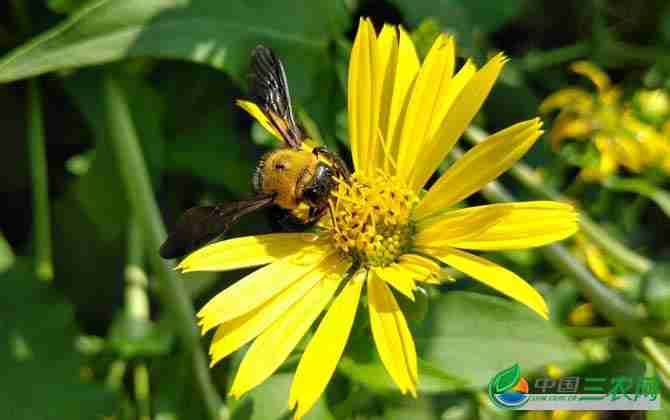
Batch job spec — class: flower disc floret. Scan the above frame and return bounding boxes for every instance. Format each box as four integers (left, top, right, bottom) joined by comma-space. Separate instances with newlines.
323, 171, 418, 267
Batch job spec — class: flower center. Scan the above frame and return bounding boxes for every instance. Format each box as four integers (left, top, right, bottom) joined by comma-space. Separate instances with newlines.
320, 171, 418, 267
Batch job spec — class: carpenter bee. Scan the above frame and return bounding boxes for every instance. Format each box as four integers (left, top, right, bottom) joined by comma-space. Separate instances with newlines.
160, 45, 349, 259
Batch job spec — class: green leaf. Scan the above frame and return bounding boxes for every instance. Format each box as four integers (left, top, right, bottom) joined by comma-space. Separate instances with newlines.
107, 314, 175, 358
337, 356, 465, 394
389, 0, 523, 52
416, 292, 584, 388
229, 373, 334, 420
0, 0, 347, 101
492, 364, 520, 393
166, 104, 254, 196
0, 260, 117, 418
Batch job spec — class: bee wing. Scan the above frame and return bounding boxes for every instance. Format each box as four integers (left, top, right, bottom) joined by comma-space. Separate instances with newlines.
248, 45, 305, 149
159, 194, 275, 259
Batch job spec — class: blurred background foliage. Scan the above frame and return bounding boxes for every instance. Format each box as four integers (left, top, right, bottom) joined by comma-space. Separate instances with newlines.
1, 0, 670, 419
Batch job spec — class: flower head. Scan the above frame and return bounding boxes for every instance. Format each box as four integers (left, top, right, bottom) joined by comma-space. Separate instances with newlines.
178, 19, 578, 419
541, 61, 670, 180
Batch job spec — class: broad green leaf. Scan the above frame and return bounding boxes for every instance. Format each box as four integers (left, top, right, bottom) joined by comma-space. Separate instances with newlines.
107, 313, 175, 358
0, 0, 347, 102
0, 260, 117, 418
338, 356, 465, 394
229, 373, 334, 420
389, 0, 523, 52
416, 292, 584, 388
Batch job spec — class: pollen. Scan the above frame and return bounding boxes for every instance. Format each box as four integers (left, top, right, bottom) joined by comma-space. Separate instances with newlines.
321, 171, 419, 267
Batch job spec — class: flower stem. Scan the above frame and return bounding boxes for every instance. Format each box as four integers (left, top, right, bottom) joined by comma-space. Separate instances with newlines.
27, 79, 53, 282
640, 337, 670, 382
0, 231, 14, 273
464, 126, 653, 274
102, 76, 225, 420
124, 216, 152, 419
519, 42, 591, 72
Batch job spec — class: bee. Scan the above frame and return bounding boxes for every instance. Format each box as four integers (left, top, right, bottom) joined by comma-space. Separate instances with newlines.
160, 45, 349, 259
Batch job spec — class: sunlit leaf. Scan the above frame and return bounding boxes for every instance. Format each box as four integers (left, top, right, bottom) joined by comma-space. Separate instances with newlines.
416, 292, 584, 388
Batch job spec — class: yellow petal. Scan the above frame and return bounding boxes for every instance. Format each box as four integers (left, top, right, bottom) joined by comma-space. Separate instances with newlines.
207, 254, 344, 363
348, 18, 376, 174
549, 113, 592, 149
288, 271, 365, 419
419, 202, 578, 250
369, 24, 397, 172
409, 53, 506, 190
373, 265, 416, 300
416, 203, 509, 244
368, 272, 418, 396
420, 247, 549, 319
571, 61, 610, 93
177, 233, 320, 273
539, 88, 594, 114
397, 254, 442, 284
395, 34, 455, 184
382, 26, 420, 172
236, 99, 284, 143
416, 119, 542, 219
229, 257, 350, 398
196, 247, 331, 327
575, 233, 624, 288
610, 135, 643, 172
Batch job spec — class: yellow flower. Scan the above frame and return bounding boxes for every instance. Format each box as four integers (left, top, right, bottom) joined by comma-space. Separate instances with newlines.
541, 61, 670, 179
178, 19, 578, 419
573, 233, 626, 288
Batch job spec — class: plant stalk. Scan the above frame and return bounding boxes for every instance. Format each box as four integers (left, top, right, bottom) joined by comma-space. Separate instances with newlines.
102, 76, 225, 420
27, 79, 53, 282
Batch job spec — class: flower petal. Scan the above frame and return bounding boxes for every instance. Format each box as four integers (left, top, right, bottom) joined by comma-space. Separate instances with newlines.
549, 112, 592, 149
575, 233, 624, 288
196, 247, 331, 327
409, 53, 506, 190
207, 254, 345, 364
571, 61, 610, 93
420, 247, 548, 319
395, 34, 455, 184
373, 265, 416, 300
288, 271, 364, 419
539, 88, 594, 114
382, 27, 420, 172
418, 202, 578, 251
236, 99, 284, 143
368, 24, 397, 172
229, 257, 350, 398
368, 272, 418, 396
416, 204, 509, 244
397, 254, 442, 284
177, 233, 320, 273
416, 118, 542, 219
348, 18, 377, 173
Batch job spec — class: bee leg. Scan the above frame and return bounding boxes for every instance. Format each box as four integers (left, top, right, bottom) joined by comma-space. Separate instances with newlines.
267, 206, 313, 232
313, 147, 350, 178
305, 204, 328, 224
